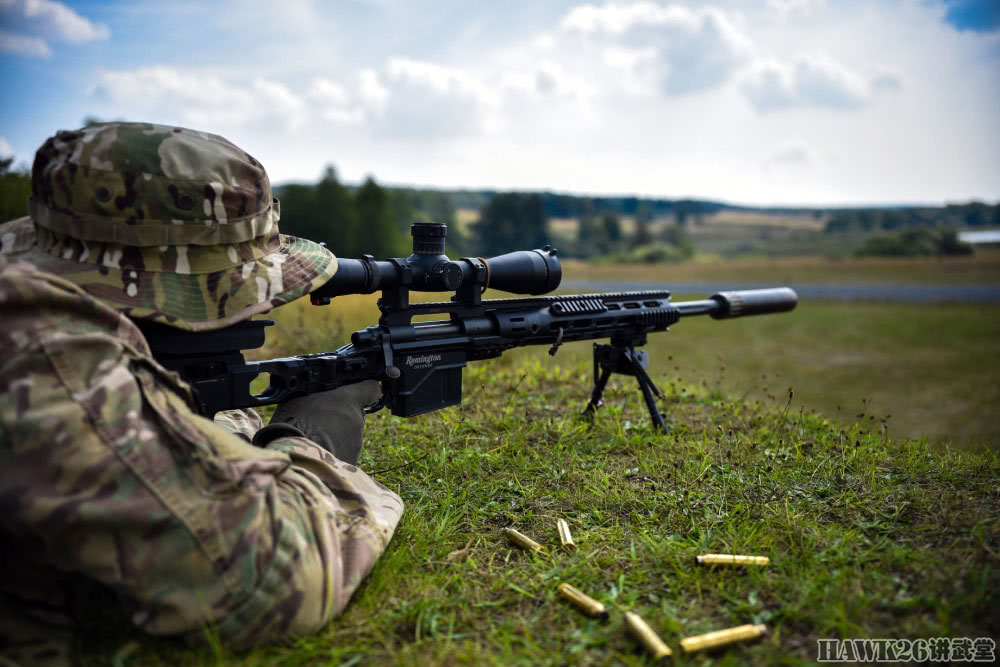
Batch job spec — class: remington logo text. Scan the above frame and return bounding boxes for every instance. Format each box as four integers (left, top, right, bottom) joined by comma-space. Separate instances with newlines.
405, 354, 442, 368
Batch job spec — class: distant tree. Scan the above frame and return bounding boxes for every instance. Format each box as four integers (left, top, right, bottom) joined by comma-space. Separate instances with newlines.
937, 229, 974, 256
314, 165, 360, 256
576, 214, 601, 257
601, 212, 622, 247
277, 165, 361, 256
388, 188, 415, 233
276, 184, 321, 241
0, 158, 30, 221
630, 204, 653, 248
674, 202, 690, 226
854, 228, 973, 257
661, 223, 696, 259
356, 177, 407, 258
472, 192, 548, 256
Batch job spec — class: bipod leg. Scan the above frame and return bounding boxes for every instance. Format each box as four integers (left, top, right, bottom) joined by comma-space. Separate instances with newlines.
583, 343, 613, 418
584, 368, 613, 418
626, 347, 667, 431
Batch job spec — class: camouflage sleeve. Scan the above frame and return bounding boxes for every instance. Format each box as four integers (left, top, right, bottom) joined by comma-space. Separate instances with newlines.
0, 216, 37, 256
0, 260, 404, 650
213, 408, 265, 441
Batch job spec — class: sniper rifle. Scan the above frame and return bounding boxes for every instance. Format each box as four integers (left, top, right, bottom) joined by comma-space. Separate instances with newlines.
140, 223, 798, 430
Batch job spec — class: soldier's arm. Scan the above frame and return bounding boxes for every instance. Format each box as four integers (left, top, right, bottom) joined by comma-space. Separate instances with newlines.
213, 407, 265, 442
0, 264, 404, 649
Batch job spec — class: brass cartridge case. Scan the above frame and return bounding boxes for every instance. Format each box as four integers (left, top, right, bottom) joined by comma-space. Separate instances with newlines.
504, 527, 544, 553
556, 519, 577, 551
695, 554, 769, 567
557, 583, 608, 619
624, 611, 673, 660
680, 624, 767, 653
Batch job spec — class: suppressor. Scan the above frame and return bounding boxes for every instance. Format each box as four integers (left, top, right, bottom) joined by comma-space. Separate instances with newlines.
557, 583, 608, 619
680, 624, 768, 653
556, 519, 577, 551
624, 611, 672, 660
504, 527, 544, 553
695, 554, 769, 567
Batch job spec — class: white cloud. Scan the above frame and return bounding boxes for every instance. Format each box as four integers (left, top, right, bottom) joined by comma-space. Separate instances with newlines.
358, 68, 389, 114
767, 0, 825, 16
385, 57, 497, 106
871, 71, 903, 92
769, 142, 815, 164
500, 60, 598, 100
0, 136, 14, 157
560, 3, 753, 96
0, 0, 111, 58
0, 0, 108, 57
307, 77, 369, 125
533, 33, 556, 50
21, 0, 109, 42
374, 57, 500, 138
741, 54, 879, 112
91, 67, 307, 129
0, 28, 50, 56
307, 78, 349, 107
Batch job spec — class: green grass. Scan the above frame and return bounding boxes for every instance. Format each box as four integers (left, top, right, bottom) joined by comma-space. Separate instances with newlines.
81, 357, 999, 665
532, 299, 1000, 451
76, 258, 998, 664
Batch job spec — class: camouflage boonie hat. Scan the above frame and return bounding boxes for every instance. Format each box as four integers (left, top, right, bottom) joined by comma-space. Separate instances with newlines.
21, 122, 337, 330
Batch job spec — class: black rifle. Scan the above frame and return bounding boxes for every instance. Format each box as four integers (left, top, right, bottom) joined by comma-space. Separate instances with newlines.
140, 223, 797, 430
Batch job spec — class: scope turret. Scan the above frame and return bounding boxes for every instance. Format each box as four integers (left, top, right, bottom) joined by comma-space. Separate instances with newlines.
309, 223, 561, 302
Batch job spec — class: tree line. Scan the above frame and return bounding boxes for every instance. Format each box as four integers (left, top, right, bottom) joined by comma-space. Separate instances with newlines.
2, 155, 995, 262
824, 202, 1000, 234
277, 169, 692, 262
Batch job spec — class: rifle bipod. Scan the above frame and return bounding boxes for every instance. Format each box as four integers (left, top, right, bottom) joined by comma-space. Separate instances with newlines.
583, 342, 667, 431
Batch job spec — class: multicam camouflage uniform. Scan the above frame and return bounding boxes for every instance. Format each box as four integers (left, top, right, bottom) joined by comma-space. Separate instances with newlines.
0, 123, 404, 665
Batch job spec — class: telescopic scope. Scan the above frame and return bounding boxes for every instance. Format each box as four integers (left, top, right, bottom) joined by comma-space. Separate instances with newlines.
310, 222, 561, 300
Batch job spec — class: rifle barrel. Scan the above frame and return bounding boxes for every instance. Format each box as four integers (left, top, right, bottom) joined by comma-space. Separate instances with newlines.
674, 299, 721, 317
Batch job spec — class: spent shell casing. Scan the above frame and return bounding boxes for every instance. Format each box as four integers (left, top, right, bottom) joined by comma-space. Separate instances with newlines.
504, 527, 544, 553
557, 583, 608, 619
680, 624, 768, 653
695, 554, 770, 567
624, 611, 673, 660
556, 519, 577, 551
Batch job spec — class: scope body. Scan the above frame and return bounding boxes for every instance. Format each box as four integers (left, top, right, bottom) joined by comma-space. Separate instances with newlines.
311, 222, 561, 301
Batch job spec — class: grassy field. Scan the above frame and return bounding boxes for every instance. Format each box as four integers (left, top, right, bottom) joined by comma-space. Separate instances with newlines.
82, 358, 999, 665
562, 248, 1000, 285
252, 251, 1000, 451
75, 259, 1000, 664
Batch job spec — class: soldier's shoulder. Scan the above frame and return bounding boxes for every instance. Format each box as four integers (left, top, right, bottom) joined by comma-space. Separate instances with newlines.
0, 216, 36, 256
0, 254, 135, 348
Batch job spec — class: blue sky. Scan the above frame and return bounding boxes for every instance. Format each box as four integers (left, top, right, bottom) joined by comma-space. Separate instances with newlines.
1, 0, 998, 206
